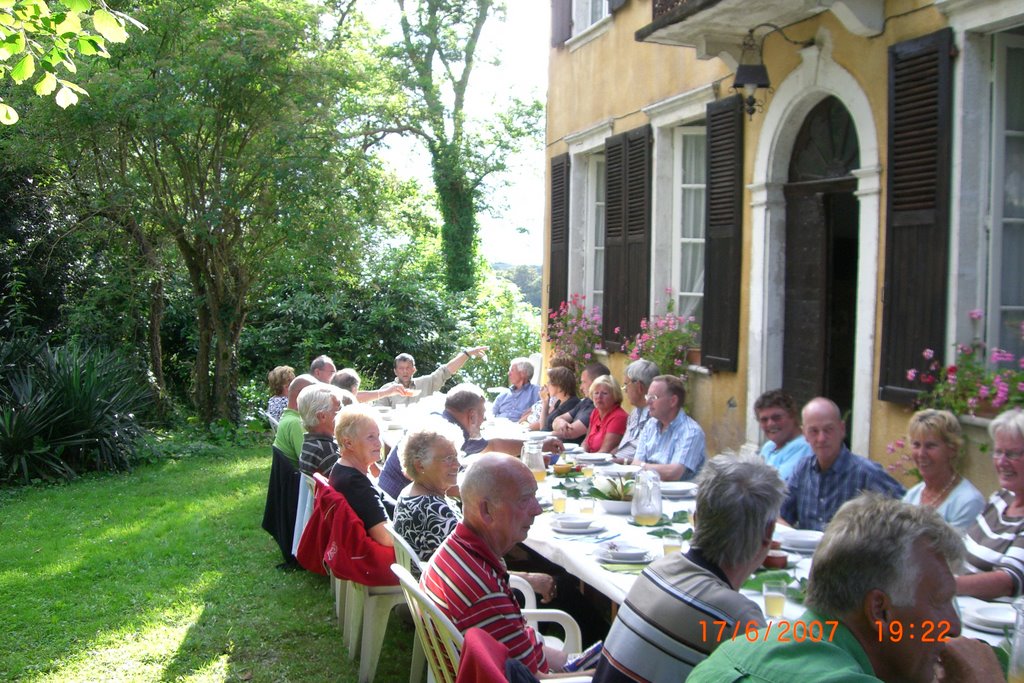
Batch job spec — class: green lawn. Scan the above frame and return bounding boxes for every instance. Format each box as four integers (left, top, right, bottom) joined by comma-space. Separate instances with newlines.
0, 446, 416, 682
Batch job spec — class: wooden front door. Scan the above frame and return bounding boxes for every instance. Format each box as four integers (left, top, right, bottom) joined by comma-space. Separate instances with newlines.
781, 97, 860, 421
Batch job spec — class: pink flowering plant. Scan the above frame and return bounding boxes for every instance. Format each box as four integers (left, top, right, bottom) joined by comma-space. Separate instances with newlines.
623, 290, 700, 378
546, 293, 603, 374
884, 437, 922, 483
905, 310, 1024, 416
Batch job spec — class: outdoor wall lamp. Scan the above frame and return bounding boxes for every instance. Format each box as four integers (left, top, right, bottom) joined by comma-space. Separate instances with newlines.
731, 24, 815, 120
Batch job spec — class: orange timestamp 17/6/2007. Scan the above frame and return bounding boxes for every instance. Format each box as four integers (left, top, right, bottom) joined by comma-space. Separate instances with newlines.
699, 619, 840, 644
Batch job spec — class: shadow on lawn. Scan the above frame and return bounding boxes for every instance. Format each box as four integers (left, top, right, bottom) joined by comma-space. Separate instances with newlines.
2, 447, 415, 681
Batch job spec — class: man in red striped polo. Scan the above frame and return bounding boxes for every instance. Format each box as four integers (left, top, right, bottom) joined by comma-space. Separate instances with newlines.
420, 453, 565, 674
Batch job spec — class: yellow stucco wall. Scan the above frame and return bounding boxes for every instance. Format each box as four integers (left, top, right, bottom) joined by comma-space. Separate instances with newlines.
543, 0, 999, 489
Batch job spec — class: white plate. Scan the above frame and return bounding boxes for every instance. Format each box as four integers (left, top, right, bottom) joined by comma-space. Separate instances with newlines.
563, 444, 584, 453
661, 481, 698, 498
774, 528, 823, 551
597, 541, 648, 561
551, 521, 606, 535
596, 464, 642, 479
594, 548, 654, 564
963, 603, 1015, 631
577, 452, 613, 463
527, 431, 553, 440
554, 514, 593, 529
598, 499, 633, 515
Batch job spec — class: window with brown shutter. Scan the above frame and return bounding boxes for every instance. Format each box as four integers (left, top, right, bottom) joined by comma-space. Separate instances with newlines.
702, 94, 744, 372
602, 125, 652, 349
552, 0, 572, 47
549, 154, 571, 313
878, 28, 953, 403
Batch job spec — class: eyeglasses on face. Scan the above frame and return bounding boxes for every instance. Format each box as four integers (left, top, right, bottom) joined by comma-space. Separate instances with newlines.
992, 449, 1024, 461
644, 394, 660, 402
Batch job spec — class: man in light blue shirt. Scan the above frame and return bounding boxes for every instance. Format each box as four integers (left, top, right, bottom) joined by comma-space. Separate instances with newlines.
754, 389, 812, 481
491, 357, 541, 421
632, 375, 706, 481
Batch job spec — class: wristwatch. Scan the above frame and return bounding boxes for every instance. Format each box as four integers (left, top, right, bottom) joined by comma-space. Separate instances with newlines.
462, 349, 471, 359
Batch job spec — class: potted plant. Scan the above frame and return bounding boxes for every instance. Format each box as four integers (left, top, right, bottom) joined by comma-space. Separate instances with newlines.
906, 311, 1024, 417
623, 291, 700, 378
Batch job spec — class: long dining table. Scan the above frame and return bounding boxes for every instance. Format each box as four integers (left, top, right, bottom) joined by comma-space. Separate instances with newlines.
524, 467, 1009, 648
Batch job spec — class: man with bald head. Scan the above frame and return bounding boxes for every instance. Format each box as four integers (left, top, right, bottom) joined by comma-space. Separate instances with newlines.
272, 373, 318, 466
779, 397, 904, 531
420, 454, 572, 675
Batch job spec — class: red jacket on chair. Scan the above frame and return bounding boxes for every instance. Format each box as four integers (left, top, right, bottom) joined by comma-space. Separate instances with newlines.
296, 473, 397, 586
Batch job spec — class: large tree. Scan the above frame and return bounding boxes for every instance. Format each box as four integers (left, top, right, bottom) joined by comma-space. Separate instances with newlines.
3, 0, 394, 422
385, 0, 541, 291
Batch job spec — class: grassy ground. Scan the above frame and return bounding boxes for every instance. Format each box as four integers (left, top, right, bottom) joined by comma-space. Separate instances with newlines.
0, 445, 416, 682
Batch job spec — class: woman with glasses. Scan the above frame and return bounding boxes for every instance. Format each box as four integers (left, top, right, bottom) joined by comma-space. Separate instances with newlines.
393, 423, 465, 562
957, 408, 1024, 599
900, 409, 984, 530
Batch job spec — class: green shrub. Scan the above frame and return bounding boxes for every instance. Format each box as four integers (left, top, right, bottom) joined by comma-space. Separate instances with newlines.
0, 338, 152, 484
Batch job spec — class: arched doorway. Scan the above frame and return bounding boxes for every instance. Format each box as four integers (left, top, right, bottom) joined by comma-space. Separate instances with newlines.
782, 96, 860, 422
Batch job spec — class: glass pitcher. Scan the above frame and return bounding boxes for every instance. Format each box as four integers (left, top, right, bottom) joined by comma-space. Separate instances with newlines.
631, 469, 662, 526
522, 442, 546, 483
1010, 597, 1024, 683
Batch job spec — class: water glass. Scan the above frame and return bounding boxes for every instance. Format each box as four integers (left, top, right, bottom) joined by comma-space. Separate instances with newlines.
762, 580, 788, 619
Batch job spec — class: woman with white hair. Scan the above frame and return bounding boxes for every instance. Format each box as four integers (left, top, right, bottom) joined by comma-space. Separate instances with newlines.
328, 404, 393, 547
393, 422, 465, 561
957, 408, 1024, 599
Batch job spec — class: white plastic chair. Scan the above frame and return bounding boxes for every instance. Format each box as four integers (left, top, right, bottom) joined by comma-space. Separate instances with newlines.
393, 563, 591, 683
290, 473, 317, 558
392, 563, 465, 683
343, 581, 406, 683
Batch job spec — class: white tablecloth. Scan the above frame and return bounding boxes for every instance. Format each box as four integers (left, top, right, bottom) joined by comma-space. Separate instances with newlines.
525, 476, 1006, 646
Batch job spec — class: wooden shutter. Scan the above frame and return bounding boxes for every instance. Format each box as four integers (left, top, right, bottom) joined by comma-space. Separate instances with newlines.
702, 94, 744, 372
608, 0, 626, 12
551, 0, 572, 47
549, 154, 570, 314
878, 28, 954, 403
603, 125, 652, 348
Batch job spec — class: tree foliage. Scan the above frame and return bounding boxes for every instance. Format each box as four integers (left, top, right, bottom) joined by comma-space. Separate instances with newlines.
0, 0, 140, 124
385, 0, 542, 291
3, 0, 400, 423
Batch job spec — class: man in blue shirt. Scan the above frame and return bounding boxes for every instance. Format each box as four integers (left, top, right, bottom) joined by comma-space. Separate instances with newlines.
754, 389, 811, 481
491, 357, 541, 421
631, 375, 706, 481
779, 397, 905, 531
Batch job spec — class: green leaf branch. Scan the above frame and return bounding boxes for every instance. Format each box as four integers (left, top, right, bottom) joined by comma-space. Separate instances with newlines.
0, 0, 143, 124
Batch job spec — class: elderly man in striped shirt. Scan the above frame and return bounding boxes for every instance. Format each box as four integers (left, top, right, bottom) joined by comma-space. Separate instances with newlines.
420, 453, 568, 674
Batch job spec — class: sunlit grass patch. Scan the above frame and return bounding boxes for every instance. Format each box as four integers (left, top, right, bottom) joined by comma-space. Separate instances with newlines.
0, 444, 415, 682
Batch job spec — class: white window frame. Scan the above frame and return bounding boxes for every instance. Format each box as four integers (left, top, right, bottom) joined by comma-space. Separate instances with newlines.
584, 154, 606, 312
573, 0, 607, 33
987, 32, 1024, 358
671, 126, 707, 324
641, 85, 716, 326
565, 120, 613, 313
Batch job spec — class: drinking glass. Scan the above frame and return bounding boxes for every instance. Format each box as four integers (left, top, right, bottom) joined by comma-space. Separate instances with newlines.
661, 531, 683, 556
551, 489, 567, 514
578, 496, 595, 515
762, 580, 788, 619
